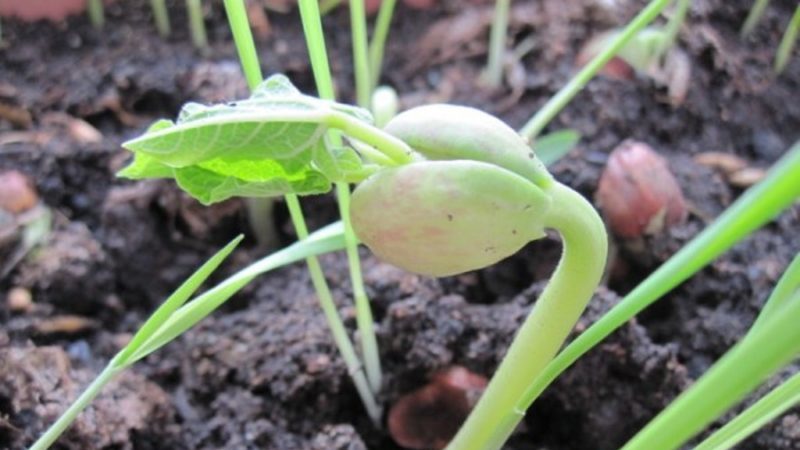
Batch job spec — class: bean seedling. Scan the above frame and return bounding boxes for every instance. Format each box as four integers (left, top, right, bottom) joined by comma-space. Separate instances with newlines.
27, 0, 800, 449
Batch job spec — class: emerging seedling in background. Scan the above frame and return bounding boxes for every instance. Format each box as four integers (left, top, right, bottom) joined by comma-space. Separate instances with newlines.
150, 0, 171, 37
87, 0, 104, 29
186, 0, 208, 49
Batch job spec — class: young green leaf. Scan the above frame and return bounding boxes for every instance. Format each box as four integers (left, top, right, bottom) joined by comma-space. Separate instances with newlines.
312, 141, 368, 183
533, 129, 581, 166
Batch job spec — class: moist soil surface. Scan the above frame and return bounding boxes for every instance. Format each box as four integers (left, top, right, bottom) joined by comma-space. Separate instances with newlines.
1, 0, 799, 449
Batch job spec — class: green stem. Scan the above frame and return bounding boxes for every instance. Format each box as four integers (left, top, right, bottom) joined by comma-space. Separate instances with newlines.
774, 5, 800, 74
336, 183, 383, 393
330, 112, 413, 164
150, 0, 171, 37
519, 0, 671, 140
485, 0, 511, 88
694, 371, 800, 450
297, 0, 384, 395
741, 0, 771, 37
349, 0, 372, 107
29, 364, 121, 450
87, 0, 104, 29
446, 182, 608, 450
186, 0, 208, 49
658, 0, 689, 57
368, 0, 398, 90
621, 292, 800, 450
285, 194, 382, 422
518, 141, 800, 414
223, 0, 381, 420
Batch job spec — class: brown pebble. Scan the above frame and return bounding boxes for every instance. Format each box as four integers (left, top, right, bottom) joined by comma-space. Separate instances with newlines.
0, 170, 38, 214
7, 287, 33, 313
694, 152, 748, 174
595, 141, 688, 239
388, 366, 487, 450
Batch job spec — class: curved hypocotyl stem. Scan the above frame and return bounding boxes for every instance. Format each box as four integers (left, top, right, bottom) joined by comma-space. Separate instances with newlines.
445, 181, 608, 450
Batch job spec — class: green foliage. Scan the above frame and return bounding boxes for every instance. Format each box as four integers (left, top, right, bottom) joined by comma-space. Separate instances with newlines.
119, 75, 371, 204
533, 129, 581, 166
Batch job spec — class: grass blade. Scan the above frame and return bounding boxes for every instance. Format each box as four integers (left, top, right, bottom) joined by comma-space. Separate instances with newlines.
694, 371, 800, 450
115, 235, 244, 365
128, 221, 348, 362
621, 292, 800, 450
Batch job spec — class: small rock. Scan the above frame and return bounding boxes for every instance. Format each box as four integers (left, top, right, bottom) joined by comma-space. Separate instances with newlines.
595, 141, 687, 238
6, 287, 33, 313
0, 170, 38, 214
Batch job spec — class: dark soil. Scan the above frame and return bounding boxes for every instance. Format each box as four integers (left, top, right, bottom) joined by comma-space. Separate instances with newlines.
1, 0, 799, 449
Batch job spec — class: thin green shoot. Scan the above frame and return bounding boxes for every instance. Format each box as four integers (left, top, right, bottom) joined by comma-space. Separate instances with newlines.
223, 0, 382, 421
31, 220, 348, 449
741, 0, 771, 37
368, 0, 398, 90
150, 0, 171, 37
31, 235, 245, 450
658, 0, 690, 57
774, 5, 800, 74
224, 0, 280, 248
297, 0, 384, 396
319, 0, 343, 15
694, 371, 800, 450
532, 129, 581, 166
621, 290, 800, 450
87, 0, 105, 29
518, 140, 800, 413
186, 0, 208, 49
749, 253, 800, 334
349, 0, 372, 107
484, 0, 511, 88
519, 0, 672, 140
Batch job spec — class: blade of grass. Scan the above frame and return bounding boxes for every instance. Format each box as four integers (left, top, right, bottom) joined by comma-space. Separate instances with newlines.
519, 0, 672, 140
749, 253, 800, 335
115, 235, 244, 364
150, 0, 171, 37
741, 0, 771, 37
485, 0, 511, 88
129, 223, 349, 361
368, 0, 398, 90
694, 371, 800, 450
517, 141, 800, 412
29, 222, 348, 450
186, 0, 208, 49
774, 5, 800, 74
658, 0, 690, 56
224, 0, 382, 422
622, 291, 800, 450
